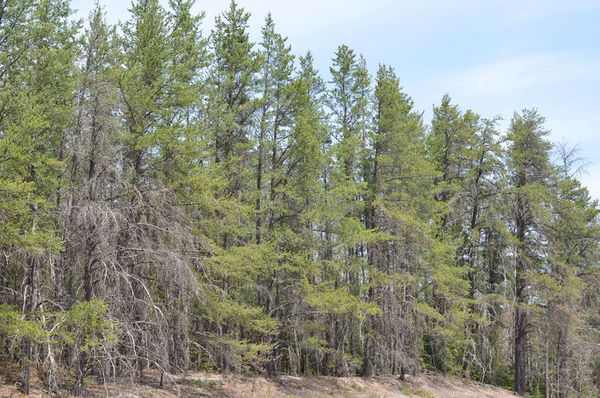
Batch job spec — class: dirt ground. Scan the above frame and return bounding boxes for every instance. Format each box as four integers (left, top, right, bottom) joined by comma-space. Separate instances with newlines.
0, 364, 518, 398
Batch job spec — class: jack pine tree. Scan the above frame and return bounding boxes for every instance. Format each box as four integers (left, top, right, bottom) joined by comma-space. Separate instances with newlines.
507, 109, 553, 394
426, 95, 478, 374
0, 0, 78, 392
365, 65, 435, 377
316, 44, 373, 376
115, 0, 206, 377
63, 5, 119, 394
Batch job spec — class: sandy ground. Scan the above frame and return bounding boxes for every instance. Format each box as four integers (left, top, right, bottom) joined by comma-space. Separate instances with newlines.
0, 364, 518, 398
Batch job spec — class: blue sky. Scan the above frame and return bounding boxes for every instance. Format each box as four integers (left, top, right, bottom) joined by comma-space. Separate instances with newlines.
72, 0, 600, 199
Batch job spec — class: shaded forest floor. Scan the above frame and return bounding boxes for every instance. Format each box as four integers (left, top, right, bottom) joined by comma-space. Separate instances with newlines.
0, 364, 518, 398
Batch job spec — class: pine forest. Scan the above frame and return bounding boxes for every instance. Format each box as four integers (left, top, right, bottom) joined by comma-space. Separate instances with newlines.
0, 1, 599, 397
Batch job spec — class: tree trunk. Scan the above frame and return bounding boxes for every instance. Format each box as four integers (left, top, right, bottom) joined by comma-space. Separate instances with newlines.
514, 205, 527, 395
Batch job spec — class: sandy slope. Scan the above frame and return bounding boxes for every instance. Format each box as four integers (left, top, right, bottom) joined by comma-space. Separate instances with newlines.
0, 367, 518, 398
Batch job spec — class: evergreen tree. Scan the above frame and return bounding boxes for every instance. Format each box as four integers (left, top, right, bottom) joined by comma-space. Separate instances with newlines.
506, 109, 553, 394
459, 118, 508, 383
315, 44, 373, 376
426, 95, 477, 374
64, 5, 118, 393
0, 0, 78, 392
366, 64, 434, 377
114, 0, 206, 377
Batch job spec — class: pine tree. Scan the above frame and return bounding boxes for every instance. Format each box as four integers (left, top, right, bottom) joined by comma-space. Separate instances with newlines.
209, 0, 260, 181
459, 117, 508, 382
426, 95, 478, 374
0, 0, 79, 392
530, 145, 600, 397
64, 5, 119, 393
198, 0, 275, 373
366, 64, 435, 377
507, 109, 553, 394
115, 0, 206, 377
316, 44, 373, 376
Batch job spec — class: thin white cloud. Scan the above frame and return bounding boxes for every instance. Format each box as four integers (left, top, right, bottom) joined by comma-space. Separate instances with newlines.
440, 53, 600, 97
507, 0, 600, 25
